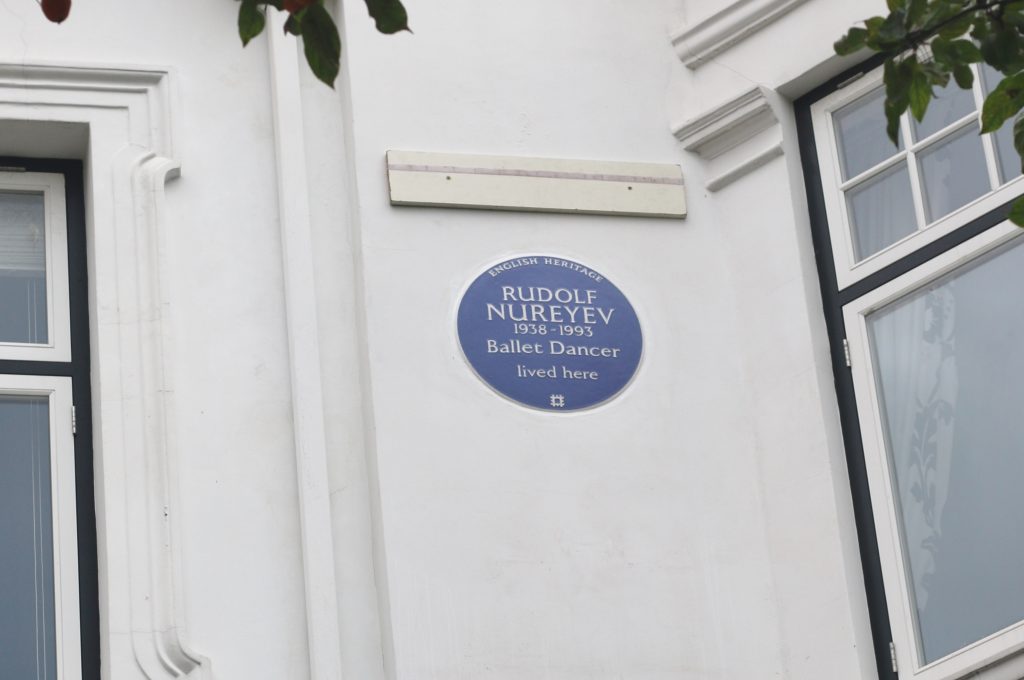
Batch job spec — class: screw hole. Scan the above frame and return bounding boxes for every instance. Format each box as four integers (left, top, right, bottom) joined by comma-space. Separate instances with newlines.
446, 175, 452, 180
627, 186, 633, 191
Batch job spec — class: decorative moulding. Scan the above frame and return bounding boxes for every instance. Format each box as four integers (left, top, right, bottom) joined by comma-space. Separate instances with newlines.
671, 0, 812, 69
705, 142, 784, 192
673, 87, 777, 160
673, 87, 784, 192
267, 19, 345, 680
0, 63, 207, 679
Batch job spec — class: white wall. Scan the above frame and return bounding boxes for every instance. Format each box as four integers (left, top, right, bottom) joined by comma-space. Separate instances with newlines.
0, 1, 311, 678
314, 0, 884, 678
0, 0, 899, 677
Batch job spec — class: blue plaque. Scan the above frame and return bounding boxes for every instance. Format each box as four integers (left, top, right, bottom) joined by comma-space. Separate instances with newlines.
457, 256, 642, 411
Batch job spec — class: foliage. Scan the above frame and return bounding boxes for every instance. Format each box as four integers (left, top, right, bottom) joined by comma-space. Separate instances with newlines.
37, 0, 409, 88
237, 0, 410, 87
836, 0, 1024, 224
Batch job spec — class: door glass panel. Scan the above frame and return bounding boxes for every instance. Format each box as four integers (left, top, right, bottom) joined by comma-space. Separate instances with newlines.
918, 123, 989, 222
847, 162, 917, 260
0, 395, 56, 680
0, 192, 47, 344
835, 87, 903, 180
912, 80, 976, 141
868, 238, 1024, 663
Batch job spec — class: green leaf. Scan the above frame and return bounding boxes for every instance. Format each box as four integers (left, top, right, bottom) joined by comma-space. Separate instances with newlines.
948, 39, 982, 64
363, 0, 409, 34
930, 37, 953, 66
301, 2, 341, 87
980, 26, 1024, 72
886, 0, 905, 12
1013, 112, 1024, 163
933, 36, 954, 66
936, 11, 972, 39
1008, 196, 1024, 226
971, 14, 991, 41
981, 73, 1024, 133
1006, 6, 1024, 30
883, 58, 912, 144
982, 90, 1015, 132
238, 0, 266, 47
909, 69, 932, 121
953, 64, 974, 89
876, 11, 908, 45
921, 60, 949, 88
884, 97, 903, 144
284, 11, 302, 35
905, 0, 927, 28
835, 27, 868, 56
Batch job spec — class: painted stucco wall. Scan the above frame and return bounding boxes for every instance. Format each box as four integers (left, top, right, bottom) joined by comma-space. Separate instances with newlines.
314, 0, 887, 678
0, 1, 310, 678
0, 0, 898, 678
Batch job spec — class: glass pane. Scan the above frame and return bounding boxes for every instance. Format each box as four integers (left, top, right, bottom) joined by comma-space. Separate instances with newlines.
918, 123, 990, 222
912, 79, 976, 141
978, 64, 1022, 184
992, 123, 1022, 184
0, 192, 47, 344
835, 87, 903, 180
0, 395, 56, 680
846, 162, 917, 260
869, 238, 1024, 663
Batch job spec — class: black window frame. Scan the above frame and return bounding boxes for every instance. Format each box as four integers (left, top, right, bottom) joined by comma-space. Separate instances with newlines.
0, 156, 98, 679
796, 56, 1023, 680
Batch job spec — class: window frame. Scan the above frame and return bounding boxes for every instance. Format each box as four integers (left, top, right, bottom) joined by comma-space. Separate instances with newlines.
797, 56, 1024, 680
0, 157, 96, 680
0, 170, 71, 362
0, 374, 81, 680
844, 221, 1024, 680
810, 65, 1024, 291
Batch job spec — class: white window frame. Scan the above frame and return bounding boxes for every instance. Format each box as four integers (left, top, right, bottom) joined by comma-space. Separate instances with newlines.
811, 68, 1024, 290
0, 374, 81, 680
807, 57, 1024, 679
844, 219, 1024, 680
0, 171, 70, 362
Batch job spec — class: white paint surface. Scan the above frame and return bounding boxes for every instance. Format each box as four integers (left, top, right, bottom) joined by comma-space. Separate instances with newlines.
0, 0, 895, 678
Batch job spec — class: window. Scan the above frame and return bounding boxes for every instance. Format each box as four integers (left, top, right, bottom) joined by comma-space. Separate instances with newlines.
799, 62, 1024, 680
0, 159, 95, 680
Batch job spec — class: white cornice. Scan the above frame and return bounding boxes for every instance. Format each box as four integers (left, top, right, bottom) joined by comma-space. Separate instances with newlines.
673, 87, 777, 159
671, 0, 812, 69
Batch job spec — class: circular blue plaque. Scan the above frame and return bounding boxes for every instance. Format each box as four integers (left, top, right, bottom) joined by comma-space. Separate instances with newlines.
457, 255, 642, 411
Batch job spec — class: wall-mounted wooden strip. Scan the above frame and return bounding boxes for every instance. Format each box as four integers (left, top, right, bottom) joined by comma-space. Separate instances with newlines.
386, 150, 686, 219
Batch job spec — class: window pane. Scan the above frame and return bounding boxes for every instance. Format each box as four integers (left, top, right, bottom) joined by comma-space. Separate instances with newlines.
918, 123, 989, 222
869, 238, 1024, 663
992, 123, 1022, 184
0, 395, 56, 680
834, 87, 902, 180
976, 63, 1023, 184
912, 80, 976, 141
846, 163, 916, 260
0, 192, 47, 344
